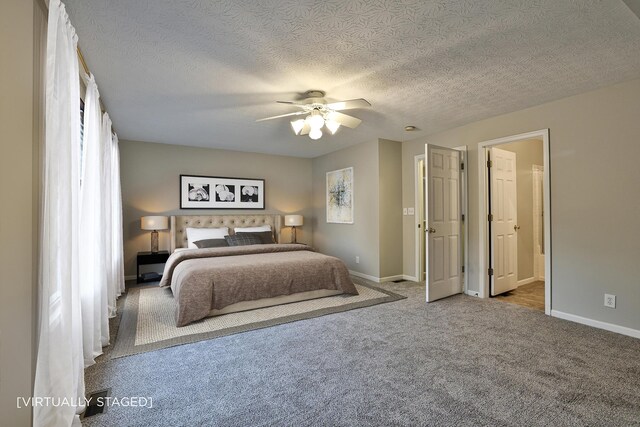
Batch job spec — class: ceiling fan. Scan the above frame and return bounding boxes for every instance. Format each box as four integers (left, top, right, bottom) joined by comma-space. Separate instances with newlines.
256, 90, 371, 140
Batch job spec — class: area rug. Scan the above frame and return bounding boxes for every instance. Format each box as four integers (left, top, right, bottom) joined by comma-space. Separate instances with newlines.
111, 277, 405, 358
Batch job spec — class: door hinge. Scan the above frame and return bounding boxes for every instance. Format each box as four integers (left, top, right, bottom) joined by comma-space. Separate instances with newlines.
460, 162, 464, 171
462, 265, 465, 273
461, 213, 465, 221
487, 160, 492, 168
488, 268, 494, 276
488, 213, 493, 222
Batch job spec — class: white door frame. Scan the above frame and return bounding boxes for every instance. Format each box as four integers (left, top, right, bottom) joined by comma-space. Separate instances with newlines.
414, 154, 425, 282
477, 129, 551, 314
416, 146, 469, 294
456, 146, 470, 296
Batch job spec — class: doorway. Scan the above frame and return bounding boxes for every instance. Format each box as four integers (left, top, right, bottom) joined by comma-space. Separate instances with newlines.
478, 130, 551, 314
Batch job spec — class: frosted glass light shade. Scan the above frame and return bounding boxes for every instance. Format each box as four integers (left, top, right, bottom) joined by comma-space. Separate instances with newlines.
284, 215, 303, 226
141, 216, 168, 230
325, 119, 340, 134
290, 119, 305, 135
306, 112, 325, 130
309, 128, 322, 140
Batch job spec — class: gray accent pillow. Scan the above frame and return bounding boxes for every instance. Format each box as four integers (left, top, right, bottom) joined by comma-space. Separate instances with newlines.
241, 231, 275, 244
193, 238, 229, 248
225, 234, 263, 246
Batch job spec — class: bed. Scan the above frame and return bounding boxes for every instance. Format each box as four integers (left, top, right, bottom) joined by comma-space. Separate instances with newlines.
160, 214, 358, 326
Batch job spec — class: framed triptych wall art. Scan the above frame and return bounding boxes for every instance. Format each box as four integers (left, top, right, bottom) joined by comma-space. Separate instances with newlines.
180, 175, 265, 209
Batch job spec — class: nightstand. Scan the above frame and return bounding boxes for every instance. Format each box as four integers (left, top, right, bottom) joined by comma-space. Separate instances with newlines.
137, 251, 170, 283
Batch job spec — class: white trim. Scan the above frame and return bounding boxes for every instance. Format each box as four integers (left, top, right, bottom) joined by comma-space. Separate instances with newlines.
532, 164, 545, 281
551, 310, 640, 339
349, 271, 417, 283
465, 290, 480, 297
125, 275, 136, 281
380, 274, 405, 282
349, 270, 380, 282
414, 154, 425, 282
478, 129, 552, 315
454, 145, 469, 295
517, 277, 537, 287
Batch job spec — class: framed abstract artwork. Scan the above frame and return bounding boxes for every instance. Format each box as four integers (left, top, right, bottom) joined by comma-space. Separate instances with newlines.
326, 167, 354, 223
180, 175, 265, 209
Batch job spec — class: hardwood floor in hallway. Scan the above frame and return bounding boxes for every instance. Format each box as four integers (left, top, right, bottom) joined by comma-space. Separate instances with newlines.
494, 281, 545, 311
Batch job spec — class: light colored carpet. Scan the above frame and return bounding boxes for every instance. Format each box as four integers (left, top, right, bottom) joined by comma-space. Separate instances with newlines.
84, 280, 640, 427
111, 278, 405, 358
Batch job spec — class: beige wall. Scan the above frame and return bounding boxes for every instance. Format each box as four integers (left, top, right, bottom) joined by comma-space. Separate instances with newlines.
119, 140, 314, 276
312, 140, 381, 277
402, 78, 640, 331
312, 139, 403, 279
499, 138, 544, 281
378, 139, 403, 278
0, 0, 36, 425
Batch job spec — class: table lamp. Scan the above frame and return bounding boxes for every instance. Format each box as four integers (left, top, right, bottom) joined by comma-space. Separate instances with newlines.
141, 216, 169, 253
284, 215, 303, 243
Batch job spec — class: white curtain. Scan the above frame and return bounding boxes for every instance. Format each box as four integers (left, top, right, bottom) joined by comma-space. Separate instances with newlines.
79, 73, 109, 367
34, 0, 85, 425
111, 132, 126, 300
101, 113, 118, 317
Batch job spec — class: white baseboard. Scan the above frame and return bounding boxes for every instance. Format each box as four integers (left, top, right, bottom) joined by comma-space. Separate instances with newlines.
349, 270, 382, 283
380, 274, 405, 282
349, 271, 417, 284
517, 277, 537, 287
465, 290, 480, 297
551, 310, 640, 339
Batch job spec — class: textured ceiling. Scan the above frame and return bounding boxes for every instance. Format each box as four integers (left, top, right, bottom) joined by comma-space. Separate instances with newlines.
65, 0, 640, 158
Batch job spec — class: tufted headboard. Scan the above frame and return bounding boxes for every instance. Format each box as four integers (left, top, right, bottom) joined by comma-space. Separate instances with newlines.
170, 214, 282, 252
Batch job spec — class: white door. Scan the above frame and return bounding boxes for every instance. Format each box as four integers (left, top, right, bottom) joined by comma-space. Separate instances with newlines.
425, 144, 462, 302
490, 147, 518, 296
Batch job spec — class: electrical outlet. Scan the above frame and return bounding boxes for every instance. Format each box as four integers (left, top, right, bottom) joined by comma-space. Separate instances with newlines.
604, 294, 616, 308
407, 207, 415, 215
355, 256, 360, 264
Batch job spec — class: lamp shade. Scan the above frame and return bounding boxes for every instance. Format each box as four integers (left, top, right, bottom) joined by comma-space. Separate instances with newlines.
284, 215, 303, 227
141, 216, 169, 231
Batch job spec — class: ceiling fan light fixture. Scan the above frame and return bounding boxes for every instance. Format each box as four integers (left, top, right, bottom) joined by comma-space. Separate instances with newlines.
290, 119, 305, 135
325, 119, 340, 134
306, 111, 325, 130
309, 128, 322, 140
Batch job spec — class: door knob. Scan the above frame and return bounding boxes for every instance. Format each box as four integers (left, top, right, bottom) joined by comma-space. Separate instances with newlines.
514, 225, 520, 231
427, 227, 436, 233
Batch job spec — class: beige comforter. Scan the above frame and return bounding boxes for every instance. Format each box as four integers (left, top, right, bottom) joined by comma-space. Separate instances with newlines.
159, 244, 357, 326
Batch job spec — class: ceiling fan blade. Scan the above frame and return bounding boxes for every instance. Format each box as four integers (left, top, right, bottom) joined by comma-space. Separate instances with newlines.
276, 100, 305, 105
330, 112, 362, 129
325, 98, 371, 111
256, 111, 307, 122
299, 123, 311, 135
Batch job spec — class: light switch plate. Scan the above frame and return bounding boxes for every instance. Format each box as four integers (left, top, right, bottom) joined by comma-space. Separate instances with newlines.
403, 208, 408, 215
407, 207, 415, 215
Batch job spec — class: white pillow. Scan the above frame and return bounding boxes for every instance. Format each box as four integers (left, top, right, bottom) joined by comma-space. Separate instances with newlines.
234, 225, 272, 233
185, 227, 229, 249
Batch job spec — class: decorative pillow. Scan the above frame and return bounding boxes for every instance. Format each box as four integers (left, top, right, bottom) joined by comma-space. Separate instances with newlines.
186, 227, 229, 249
225, 233, 263, 247
241, 231, 275, 244
234, 225, 271, 233
193, 238, 229, 249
